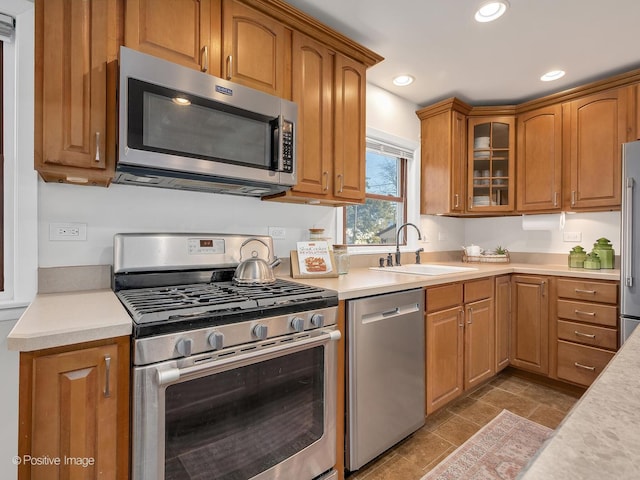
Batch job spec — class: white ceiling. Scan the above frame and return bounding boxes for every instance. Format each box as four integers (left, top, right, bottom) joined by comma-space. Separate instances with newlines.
284, 0, 640, 107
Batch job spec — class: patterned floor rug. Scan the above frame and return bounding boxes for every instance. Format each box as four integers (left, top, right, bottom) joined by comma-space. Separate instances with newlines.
421, 409, 553, 480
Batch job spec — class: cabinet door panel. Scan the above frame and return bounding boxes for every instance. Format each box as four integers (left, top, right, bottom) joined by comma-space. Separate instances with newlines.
467, 117, 515, 212
32, 344, 118, 478
517, 105, 563, 212
222, 0, 290, 97
291, 33, 333, 195
125, 0, 218, 74
334, 54, 366, 201
567, 89, 626, 209
426, 306, 464, 414
511, 276, 549, 374
495, 275, 511, 372
465, 298, 494, 389
40, 0, 109, 170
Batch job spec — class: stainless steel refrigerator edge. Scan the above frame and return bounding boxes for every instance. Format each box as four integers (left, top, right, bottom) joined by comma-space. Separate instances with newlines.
621, 141, 640, 344
346, 289, 425, 471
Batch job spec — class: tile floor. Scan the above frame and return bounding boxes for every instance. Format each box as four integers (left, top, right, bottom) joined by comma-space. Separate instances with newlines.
346, 369, 584, 480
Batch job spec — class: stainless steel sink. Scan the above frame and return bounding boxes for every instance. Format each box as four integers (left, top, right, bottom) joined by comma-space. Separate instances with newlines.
370, 264, 477, 276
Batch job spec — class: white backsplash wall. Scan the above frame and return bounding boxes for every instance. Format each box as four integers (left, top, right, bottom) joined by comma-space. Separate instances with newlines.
419, 215, 466, 252
38, 181, 336, 267
464, 211, 621, 255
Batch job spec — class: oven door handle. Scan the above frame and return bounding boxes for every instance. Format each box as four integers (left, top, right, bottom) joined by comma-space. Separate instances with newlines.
156, 329, 341, 386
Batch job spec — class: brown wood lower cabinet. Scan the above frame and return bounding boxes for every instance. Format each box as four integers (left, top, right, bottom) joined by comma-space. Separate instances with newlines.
425, 279, 494, 414
494, 275, 511, 372
554, 278, 619, 387
18, 337, 130, 480
510, 275, 549, 375
557, 340, 614, 386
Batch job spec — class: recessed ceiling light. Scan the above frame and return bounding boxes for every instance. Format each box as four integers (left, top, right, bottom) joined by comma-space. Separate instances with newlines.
540, 70, 566, 82
393, 74, 415, 87
475, 1, 509, 23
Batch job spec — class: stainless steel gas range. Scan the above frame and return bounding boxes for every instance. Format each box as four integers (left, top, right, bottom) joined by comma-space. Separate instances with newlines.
112, 233, 340, 480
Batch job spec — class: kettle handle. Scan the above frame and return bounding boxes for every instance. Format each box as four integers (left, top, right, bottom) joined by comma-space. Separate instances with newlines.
239, 238, 272, 261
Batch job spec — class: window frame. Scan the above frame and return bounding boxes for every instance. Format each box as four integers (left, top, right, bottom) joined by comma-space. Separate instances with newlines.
342, 137, 410, 246
0, 3, 38, 319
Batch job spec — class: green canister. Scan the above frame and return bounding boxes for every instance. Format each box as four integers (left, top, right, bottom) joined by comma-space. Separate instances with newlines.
592, 237, 614, 269
583, 252, 601, 270
568, 246, 587, 268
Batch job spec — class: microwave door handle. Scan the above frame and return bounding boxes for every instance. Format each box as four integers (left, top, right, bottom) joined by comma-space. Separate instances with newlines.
276, 115, 285, 172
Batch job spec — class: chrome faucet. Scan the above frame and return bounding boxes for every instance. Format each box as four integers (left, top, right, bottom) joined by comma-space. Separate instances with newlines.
395, 222, 422, 266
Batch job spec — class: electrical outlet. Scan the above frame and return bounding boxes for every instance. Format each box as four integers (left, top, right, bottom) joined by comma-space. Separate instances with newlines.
49, 223, 87, 241
438, 231, 447, 241
563, 231, 582, 242
268, 226, 286, 240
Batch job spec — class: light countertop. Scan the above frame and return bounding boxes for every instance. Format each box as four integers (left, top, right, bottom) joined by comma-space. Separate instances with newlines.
6, 289, 132, 352
285, 262, 620, 300
7, 261, 619, 351
520, 324, 640, 479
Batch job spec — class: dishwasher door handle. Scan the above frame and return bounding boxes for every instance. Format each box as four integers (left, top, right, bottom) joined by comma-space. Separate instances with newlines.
361, 303, 420, 324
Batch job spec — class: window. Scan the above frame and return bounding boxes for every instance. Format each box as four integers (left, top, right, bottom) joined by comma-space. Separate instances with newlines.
343, 139, 411, 245
0, 3, 38, 314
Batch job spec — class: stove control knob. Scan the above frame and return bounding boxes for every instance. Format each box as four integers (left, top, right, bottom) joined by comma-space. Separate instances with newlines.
175, 338, 193, 357
311, 313, 325, 328
291, 317, 305, 332
253, 324, 268, 340
208, 332, 224, 350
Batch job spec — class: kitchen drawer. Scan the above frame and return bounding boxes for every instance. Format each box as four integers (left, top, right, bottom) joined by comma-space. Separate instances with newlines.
426, 283, 463, 313
557, 320, 618, 350
557, 340, 614, 387
557, 299, 618, 327
464, 278, 492, 303
557, 279, 618, 304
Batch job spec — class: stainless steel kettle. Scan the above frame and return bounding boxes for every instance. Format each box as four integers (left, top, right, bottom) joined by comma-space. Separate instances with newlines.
233, 238, 281, 285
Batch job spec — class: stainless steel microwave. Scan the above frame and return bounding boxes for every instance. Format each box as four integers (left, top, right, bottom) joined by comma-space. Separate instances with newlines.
115, 47, 297, 197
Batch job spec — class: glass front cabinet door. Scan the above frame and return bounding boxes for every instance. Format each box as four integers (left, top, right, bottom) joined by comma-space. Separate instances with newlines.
467, 117, 515, 212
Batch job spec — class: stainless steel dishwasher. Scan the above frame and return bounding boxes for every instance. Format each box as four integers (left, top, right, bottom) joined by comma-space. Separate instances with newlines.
345, 288, 425, 471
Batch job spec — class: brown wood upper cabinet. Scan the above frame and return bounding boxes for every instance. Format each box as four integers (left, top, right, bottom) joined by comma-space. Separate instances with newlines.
35, 0, 120, 186
416, 99, 471, 215
467, 116, 515, 213
221, 0, 291, 98
563, 88, 630, 210
269, 43, 368, 205
125, 0, 290, 97
516, 105, 563, 212
125, 0, 221, 76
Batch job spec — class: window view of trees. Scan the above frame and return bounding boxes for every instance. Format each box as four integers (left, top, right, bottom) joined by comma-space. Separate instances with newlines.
344, 144, 407, 245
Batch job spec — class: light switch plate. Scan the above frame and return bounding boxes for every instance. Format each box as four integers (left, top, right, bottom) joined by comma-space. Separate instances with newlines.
563, 231, 582, 242
268, 226, 286, 240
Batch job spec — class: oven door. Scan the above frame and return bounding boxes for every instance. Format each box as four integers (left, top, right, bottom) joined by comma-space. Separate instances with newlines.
132, 328, 340, 480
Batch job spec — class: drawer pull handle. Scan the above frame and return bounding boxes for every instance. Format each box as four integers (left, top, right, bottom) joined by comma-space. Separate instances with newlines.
575, 309, 596, 316
575, 289, 596, 295
574, 362, 596, 372
574, 330, 596, 339
104, 355, 111, 398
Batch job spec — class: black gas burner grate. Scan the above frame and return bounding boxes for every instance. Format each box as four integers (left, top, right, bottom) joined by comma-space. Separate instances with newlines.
117, 278, 334, 324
